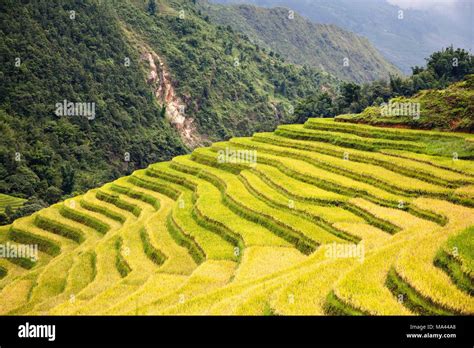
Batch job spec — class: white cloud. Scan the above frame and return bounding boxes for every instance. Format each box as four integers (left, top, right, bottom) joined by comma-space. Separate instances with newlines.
387, 0, 460, 10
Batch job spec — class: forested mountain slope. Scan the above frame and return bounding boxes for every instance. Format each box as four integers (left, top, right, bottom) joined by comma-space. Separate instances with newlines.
213, 0, 473, 74
0, 0, 337, 208
198, 1, 402, 83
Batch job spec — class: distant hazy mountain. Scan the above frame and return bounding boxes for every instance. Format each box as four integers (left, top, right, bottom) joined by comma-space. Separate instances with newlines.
199, 1, 401, 83
211, 0, 473, 74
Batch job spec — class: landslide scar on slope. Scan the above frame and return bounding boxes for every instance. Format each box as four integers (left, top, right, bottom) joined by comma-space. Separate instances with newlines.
119, 23, 202, 148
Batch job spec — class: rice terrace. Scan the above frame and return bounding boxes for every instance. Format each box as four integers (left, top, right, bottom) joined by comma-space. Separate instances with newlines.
0, 118, 472, 316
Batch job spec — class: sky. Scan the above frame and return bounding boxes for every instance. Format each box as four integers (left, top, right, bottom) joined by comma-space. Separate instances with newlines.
388, 0, 473, 28
387, 0, 466, 11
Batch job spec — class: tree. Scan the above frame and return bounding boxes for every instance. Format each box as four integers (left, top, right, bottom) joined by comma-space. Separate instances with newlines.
147, 0, 157, 16
160, 105, 167, 118
426, 46, 473, 83
44, 186, 63, 204
341, 82, 361, 105
278, 80, 287, 97
411, 66, 425, 75
202, 85, 210, 100
295, 92, 335, 123
6, 166, 40, 197
224, 42, 233, 55
61, 164, 75, 195
4, 205, 13, 218
335, 82, 362, 113
0, 213, 8, 225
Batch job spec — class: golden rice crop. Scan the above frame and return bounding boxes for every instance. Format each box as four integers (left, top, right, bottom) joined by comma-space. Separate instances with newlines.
0, 271, 39, 314
231, 246, 306, 283
216, 145, 406, 203
230, 137, 452, 196
140, 260, 237, 315
332, 242, 412, 316
381, 149, 474, 176
250, 162, 347, 203
0, 119, 472, 315
49, 236, 122, 315
29, 254, 74, 304
143, 194, 197, 275
253, 133, 472, 185
162, 248, 328, 315
106, 272, 189, 315
331, 222, 391, 250
393, 198, 474, 314
133, 169, 237, 261
171, 156, 293, 248
349, 198, 437, 232
240, 169, 362, 223
273, 257, 357, 315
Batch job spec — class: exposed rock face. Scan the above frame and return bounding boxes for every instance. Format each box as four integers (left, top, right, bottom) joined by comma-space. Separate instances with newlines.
141, 51, 201, 148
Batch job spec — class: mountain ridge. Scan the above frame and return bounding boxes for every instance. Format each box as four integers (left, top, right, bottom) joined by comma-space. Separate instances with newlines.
198, 1, 402, 83
212, 0, 473, 74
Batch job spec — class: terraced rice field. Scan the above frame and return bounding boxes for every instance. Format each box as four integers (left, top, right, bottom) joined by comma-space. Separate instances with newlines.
0, 118, 472, 315
0, 194, 25, 214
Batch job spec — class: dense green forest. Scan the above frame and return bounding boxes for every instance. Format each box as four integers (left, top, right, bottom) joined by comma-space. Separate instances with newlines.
338, 74, 474, 134
116, 0, 338, 136
0, 0, 338, 223
295, 47, 474, 130
198, 1, 401, 83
